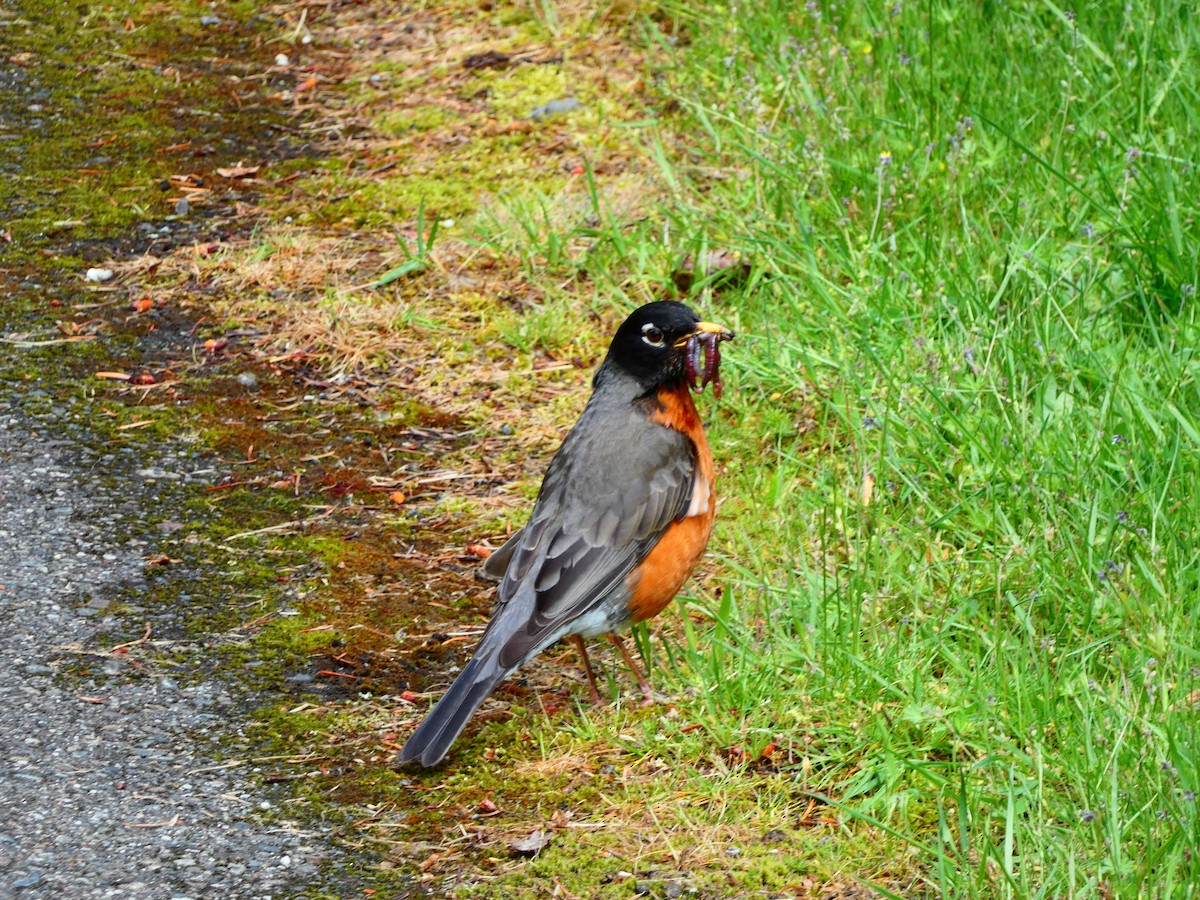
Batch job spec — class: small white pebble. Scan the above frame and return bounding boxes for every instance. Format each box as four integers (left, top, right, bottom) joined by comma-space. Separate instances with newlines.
85, 268, 114, 283
274, 54, 290, 67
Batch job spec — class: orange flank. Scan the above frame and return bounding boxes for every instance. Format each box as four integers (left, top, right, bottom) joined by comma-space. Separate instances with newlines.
627, 384, 717, 622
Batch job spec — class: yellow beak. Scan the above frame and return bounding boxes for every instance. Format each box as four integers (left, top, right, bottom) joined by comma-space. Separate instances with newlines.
674, 321, 734, 347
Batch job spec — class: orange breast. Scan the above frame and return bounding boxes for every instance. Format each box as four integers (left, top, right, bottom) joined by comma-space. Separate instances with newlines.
626, 385, 716, 623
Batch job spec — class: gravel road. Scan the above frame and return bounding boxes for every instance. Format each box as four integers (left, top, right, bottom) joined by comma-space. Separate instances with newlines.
0, 391, 338, 898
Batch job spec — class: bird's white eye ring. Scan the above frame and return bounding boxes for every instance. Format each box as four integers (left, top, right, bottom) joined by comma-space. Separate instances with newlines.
641, 323, 665, 347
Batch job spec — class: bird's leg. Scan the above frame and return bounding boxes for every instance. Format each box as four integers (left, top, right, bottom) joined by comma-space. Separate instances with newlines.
606, 632, 655, 703
571, 635, 603, 706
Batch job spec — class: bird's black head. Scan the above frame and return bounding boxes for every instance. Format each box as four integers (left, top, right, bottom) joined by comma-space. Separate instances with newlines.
600, 301, 731, 393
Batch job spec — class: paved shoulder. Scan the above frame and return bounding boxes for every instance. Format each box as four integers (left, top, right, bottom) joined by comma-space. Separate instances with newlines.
0, 404, 332, 899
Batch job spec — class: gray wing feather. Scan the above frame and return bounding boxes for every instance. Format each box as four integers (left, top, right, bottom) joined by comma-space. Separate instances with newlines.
487, 392, 696, 669
479, 527, 524, 582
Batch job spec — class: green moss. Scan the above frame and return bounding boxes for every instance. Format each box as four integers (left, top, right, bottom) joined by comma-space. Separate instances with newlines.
0, 0, 293, 253
475, 64, 573, 119
373, 105, 456, 136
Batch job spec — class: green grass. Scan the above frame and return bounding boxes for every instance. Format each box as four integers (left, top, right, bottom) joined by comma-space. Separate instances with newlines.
483, 0, 1200, 896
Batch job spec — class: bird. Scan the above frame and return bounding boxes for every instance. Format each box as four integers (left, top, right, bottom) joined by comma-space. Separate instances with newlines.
396, 300, 733, 767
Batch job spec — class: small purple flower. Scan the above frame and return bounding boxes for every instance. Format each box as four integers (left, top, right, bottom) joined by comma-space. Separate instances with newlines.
1182, 283, 1195, 298
1156, 809, 1168, 821
1116, 510, 1129, 523
1185, 790, 1197, 803
1082, 222, 1095, 238
1079, 809, 1097, 823
862, 416, 881, 431
1126, 146, 1141, 163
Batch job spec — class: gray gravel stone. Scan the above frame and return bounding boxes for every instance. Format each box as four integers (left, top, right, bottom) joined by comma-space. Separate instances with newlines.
0, 404, 342, 898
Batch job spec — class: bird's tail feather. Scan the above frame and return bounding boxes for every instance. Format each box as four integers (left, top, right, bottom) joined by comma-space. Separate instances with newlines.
396, 652, 510, 767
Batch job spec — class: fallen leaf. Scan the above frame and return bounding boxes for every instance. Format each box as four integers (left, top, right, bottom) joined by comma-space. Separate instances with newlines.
389, 491, 407, 505
464, 543, 490, 558
204, 337, 228, 352
672, 248, 752, 293
860, 471, 875, 506
478, 798, 500, 814
130, 373, 157, 385
95, 371, 132, 381
463, 50, 511, 70
216, 165, 260, 179
130, 297, 154, 313
509, 829, 551, 856
296, 75, 319, 92
8, 52, 34, 66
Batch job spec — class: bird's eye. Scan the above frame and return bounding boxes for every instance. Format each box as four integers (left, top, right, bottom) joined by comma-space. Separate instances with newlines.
641, 323, 665, 347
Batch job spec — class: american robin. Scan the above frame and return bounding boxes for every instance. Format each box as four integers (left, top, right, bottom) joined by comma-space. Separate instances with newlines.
397, 300, 733, 767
